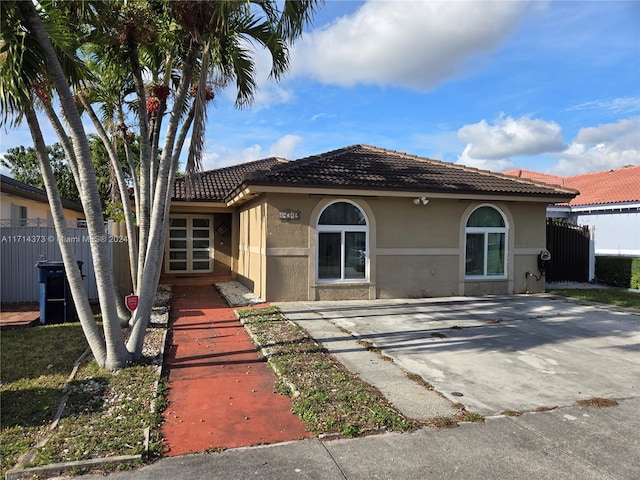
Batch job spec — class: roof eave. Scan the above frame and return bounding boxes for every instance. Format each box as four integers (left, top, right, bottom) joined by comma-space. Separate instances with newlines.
226, 183, 578, 206
1, 177, 84, 213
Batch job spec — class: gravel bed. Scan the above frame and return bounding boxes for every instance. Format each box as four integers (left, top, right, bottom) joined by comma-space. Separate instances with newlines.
121, 284, 171, 365
215, 281, 264, 307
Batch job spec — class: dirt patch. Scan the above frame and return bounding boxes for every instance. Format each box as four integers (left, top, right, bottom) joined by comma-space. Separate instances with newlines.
577, 397, 619, 408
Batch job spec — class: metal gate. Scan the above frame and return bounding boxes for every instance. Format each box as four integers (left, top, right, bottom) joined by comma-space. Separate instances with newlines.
0, 220, 131, 303
546, 219, 590, 282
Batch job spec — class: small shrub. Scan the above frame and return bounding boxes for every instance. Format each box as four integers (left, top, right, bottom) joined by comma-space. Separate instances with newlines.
595, 256, 640, 288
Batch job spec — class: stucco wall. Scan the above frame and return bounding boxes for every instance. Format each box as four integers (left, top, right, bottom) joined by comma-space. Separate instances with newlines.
237, 200, 268, 299
265, 256, 308, 301
241, 193, 549, 301
1, 192, 84, 225
375, 198, 461, 248
376, 255, 459, 298
259, 194, 312, 300
213, 213, 233, 273
510, 202, 548, 294
511, 202, 547, 248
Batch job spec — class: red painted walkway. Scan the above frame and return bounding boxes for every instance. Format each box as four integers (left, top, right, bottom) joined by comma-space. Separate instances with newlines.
161, 285, 311, 456
0, 303, 40, 329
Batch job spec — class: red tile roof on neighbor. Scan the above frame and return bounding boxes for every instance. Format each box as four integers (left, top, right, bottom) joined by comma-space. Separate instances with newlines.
504, 165, 640, 206
231, 144, 578, 200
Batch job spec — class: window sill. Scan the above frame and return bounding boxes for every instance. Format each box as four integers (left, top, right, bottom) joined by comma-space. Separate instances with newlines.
315, 279, 370, 286
464, 276, 507, 281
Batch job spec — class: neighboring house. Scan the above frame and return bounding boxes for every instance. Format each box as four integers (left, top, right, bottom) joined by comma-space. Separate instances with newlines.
0, 174, 84, 227
504, 166, 640, 256
1, 175, 129, 303
167, 144, 577, 302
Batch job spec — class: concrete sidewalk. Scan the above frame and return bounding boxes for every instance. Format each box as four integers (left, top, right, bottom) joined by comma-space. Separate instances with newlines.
77, 396, 640, 479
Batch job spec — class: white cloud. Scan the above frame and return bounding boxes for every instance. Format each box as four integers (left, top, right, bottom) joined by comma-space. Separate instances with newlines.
573, 118, 639, 146
455, 116, 639, 175
550, 118, 640, 175
456, 144, 518, 172
566, 97, 640, 115
219, 40, 296, 109
268, 134, 303, 158
200, 134, 303, 171
457, 115, 566, 160
291, 1, 528, 90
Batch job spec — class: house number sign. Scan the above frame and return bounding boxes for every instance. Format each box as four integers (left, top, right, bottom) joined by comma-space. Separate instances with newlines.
279, 210, 301, 221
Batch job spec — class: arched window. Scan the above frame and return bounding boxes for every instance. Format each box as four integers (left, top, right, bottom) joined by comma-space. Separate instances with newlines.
317, 201, 368, 281
465, 205, 507, 278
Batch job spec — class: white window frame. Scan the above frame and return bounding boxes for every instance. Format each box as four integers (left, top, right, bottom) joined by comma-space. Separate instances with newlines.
165, 214, 214, 274
464, 205, 508, 279
316, 200, 369, 283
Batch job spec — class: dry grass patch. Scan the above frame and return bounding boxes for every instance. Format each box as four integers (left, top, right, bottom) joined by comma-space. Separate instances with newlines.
533, 406, 558, 412
238, 306, 415, 437
500, 410, 523, 417
576, 397, 619, 408
406, 373, 434, 390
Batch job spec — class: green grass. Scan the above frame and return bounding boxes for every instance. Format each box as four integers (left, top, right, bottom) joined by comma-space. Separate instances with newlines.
237, 307, 415, 437
547, 288, 640, 309
30, 361, 162, 468
0, 321, 164, 478
0, 323, 88, 476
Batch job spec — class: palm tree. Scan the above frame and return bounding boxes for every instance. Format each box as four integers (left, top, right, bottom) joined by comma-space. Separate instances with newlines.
126, 0, 322, 356
0, 0, 109, 365
2, 0, 321, 367
12, 0, 129, 370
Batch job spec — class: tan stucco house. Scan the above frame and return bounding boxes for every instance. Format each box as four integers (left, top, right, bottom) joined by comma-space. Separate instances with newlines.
0, 174, 85, 227
165, 145, 578, 301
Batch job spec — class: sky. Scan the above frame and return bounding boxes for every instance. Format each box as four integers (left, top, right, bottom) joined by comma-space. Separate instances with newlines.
1, 0, 639, 178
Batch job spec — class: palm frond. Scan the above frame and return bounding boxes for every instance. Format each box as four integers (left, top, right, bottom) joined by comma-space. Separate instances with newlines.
0, 1, 46, 127
184, 41, 212, 199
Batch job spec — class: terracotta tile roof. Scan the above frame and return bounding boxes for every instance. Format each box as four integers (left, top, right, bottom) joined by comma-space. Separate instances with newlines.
502, 169, 567, 187
564, 165, 640, 206
234, 144, 578, 200
504, 165, 640, 206
171, 157, 288, 201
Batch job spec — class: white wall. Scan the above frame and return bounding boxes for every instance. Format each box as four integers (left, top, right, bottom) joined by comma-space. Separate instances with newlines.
575, 211, 640, 256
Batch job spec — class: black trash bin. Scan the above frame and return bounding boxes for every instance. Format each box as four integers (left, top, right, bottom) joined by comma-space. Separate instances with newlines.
36, 260, 83, 324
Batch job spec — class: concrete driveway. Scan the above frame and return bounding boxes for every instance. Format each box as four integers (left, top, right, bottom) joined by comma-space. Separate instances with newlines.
279, 295, 640, 416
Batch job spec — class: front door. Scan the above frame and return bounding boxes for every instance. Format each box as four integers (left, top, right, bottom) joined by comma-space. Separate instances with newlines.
165, 215, 213, 273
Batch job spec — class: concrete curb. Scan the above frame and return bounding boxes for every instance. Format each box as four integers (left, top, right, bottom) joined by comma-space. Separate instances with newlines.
5, 455, 143, 480
536, 292, 640, 315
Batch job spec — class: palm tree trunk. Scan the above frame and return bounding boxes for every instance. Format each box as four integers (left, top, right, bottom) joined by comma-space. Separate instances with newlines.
118, 105, 140, 212
80, 95, 139, 298
127, 41, 152, 297
40, 99, 84, 199
127, 40, 199, 357
25, 102, 107, 366
18, 0, 129, 370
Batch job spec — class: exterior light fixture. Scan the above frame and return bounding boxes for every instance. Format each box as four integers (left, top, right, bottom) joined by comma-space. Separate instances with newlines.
413, 197, 429, 205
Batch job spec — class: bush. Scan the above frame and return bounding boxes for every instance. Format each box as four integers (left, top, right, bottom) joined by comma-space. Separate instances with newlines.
595, 256, 640, 289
